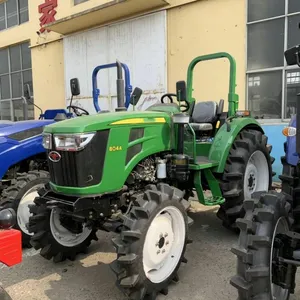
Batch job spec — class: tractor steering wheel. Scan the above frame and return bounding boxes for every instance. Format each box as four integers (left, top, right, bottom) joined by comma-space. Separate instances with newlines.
67, 105, 89, 116
161, 93, 176, 104
161, 93, 190, 113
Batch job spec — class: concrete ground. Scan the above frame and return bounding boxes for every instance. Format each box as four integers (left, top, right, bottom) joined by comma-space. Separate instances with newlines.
1, 201, 299, 300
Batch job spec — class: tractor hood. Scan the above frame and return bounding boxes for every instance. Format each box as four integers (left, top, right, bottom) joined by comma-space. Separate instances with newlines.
0, 120, 54, 137
44, 111, 172, 134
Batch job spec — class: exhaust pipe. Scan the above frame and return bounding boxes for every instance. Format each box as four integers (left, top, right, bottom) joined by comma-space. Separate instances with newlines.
115, 60, 126, 112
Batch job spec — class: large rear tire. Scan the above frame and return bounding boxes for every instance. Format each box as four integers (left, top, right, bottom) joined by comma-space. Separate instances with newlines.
27, 184, 98, 262
216, 129, 274, 231
230, 191, 292, 300
110, 183, 193, 300
0, 171, 49, 247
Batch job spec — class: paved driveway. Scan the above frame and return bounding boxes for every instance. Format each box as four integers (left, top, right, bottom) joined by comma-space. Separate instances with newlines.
1, 202, 299, 300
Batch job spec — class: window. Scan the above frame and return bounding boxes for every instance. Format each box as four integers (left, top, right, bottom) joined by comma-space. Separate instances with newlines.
74, 0, 89, 5
0, 42, 33, 121
247, 0, 300, 120
0, 0, 29, 32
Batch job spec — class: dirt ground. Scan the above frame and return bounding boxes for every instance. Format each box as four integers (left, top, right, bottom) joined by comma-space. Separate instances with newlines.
1, 201, 299, 300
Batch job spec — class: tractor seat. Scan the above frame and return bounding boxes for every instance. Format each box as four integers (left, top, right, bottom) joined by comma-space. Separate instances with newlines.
190, 100, 223, 132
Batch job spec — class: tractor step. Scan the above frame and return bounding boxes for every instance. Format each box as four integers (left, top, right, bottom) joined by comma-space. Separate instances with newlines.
189, 156, 219, 170
203, 196, 225, 206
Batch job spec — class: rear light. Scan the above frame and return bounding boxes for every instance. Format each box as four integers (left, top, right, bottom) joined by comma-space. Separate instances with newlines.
282, 126, 297, 137
236, 110, 251, 117
53, 132, 95, 151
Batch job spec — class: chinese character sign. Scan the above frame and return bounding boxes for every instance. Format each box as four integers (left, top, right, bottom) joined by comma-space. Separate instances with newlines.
38, 0, 58, 33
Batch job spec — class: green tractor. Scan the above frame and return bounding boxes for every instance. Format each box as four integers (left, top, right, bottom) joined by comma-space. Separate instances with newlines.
27, 52, 274, 299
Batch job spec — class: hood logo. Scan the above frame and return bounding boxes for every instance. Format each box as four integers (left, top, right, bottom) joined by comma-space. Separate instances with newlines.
49, 151, 61, 163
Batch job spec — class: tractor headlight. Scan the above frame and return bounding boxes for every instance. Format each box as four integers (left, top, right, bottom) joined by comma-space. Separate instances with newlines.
53, 132, 95, 151
42, 133, 52, 150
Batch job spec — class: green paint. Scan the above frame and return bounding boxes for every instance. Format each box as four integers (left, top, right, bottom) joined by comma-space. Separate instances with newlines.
186, 52, 238, 117
209, 117, 263, 173
193, 170, 224, 206
50, 122, 172, 196
44, 111, 172, 134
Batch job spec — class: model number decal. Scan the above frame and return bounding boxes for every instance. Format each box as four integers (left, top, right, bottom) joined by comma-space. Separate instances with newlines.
109, 146, 123, 152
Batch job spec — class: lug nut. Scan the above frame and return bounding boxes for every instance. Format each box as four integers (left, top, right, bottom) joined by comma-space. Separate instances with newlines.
157, 250, 160, 254
162, 249, 166, 253
166, 241, 169, 245
164, 233, 168, 237
160, 233, 163, 238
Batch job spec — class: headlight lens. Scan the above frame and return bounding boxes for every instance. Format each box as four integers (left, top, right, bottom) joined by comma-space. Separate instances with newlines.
42, 133, 52, 149
53, 133, 95, 151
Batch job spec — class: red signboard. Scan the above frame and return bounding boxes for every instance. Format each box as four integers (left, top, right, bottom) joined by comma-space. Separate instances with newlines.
38, 0, 58, 33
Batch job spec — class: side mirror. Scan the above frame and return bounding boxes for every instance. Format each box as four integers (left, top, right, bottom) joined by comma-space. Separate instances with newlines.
176, 81, 187, 101
284, 45, 300, 66
130, 87, 143, 106
24, 83, 32, 100
70, 78, 80, 96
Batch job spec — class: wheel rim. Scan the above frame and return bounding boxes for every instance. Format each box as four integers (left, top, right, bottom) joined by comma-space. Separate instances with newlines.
17, 184, 45, 236
50, 208, 92, 247
244, 150, 269, 199
270, 217, 290, 299
142, 205, 186, 284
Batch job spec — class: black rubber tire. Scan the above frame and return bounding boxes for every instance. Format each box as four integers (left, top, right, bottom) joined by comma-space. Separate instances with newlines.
0, 287, 12, 300
0, 171, 50, 248
216, 128, 275, 231
27, 184, 98, 263
110, 183, 193, 300
230, 191, 292, 300
279, 152, 300, 232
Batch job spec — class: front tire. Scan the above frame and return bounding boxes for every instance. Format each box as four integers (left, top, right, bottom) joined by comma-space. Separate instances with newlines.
0, 171, 49, 247
216, 129, 274, 231
230, 191, 292, 300
27, 184, 98, 263
110, 183, 193, 300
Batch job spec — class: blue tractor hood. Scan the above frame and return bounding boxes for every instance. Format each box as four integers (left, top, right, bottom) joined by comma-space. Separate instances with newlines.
0, 120, 54, 137
0, 119, 55, 179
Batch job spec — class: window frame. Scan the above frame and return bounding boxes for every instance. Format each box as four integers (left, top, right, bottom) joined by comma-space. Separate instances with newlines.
246, 0, 300, 123
0, 41, 33, 121
74, 0, 89, 6
0, 0, 29, 32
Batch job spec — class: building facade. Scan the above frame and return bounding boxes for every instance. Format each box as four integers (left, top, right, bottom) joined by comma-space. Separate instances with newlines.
0, 0, 299, 179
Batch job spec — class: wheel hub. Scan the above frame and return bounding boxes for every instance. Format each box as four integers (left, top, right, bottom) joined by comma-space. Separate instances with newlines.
248, 172, 256, 191
142, 206, 186, 284
50, 208, 92, 247
244, 150, 269, 199
17, 184, 45, 236
270, 217, 290, 300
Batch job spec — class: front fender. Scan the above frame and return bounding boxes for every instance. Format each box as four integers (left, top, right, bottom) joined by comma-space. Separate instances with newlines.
209, 117, 263, 173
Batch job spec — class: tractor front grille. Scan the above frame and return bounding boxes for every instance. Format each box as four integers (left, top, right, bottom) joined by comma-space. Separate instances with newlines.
48, 130, 110, 187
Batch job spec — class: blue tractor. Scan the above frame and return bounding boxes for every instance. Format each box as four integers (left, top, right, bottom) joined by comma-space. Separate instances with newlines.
0, 61, 138, 248
230, 45, 300, 300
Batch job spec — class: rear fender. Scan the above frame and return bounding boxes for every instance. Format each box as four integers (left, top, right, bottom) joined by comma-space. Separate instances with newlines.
209, 117, 263, 173
0, 229, 22, 267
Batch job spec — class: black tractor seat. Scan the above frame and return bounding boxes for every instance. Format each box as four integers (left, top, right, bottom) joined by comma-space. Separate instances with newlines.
190, 100, 224, 133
